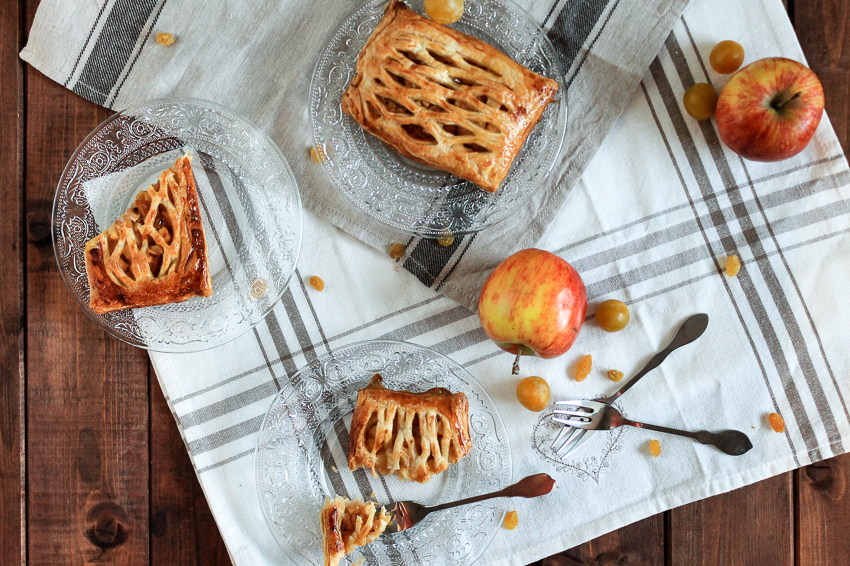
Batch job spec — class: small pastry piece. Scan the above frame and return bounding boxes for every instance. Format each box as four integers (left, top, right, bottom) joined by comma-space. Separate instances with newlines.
321, 496, 391, 566
341, 0, 559, 192
348, 373, 471, 483
84, 154, 212, 314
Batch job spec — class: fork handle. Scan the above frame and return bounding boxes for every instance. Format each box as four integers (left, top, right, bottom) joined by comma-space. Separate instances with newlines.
625, 419, 700, 439
624, 420, 753, 456
604, 314, 708, 405
426, 473, 555, 513
603, 349, 673, 404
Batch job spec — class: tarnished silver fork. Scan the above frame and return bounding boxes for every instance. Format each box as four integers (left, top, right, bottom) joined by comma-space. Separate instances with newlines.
553, 399, 753, 455
384, 473, 555, 533
550, 313, 709, 458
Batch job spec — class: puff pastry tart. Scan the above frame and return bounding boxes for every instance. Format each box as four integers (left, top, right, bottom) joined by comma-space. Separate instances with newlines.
321, 496, 391, 566
84, 154, 213, 314
341, 0, 559, 192
348, 373, 471, 483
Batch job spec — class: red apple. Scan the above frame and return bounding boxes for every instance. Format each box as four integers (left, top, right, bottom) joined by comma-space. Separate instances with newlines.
478, 248, 587, 374
716, 57, 824, 162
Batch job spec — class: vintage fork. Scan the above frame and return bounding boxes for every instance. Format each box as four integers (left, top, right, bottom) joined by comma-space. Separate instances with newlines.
553, 399, 753, 455
550, 313, 709, 458
384, 473, 555, 533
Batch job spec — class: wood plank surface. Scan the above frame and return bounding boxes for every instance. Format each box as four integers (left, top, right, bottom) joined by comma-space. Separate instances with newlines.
0, 0, 24, 563
534, 515, 664, 565
794, 0, 850, 563
23, 0, 152, 562
6, 0, 850, 565
668, 474, 794, 566
797, 0, 850, 154
797, 455, 850, 566
150, 375, 229, 565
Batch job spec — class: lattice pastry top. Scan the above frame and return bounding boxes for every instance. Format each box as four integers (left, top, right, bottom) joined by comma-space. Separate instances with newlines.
348, 373, 471, 484
321, 496, 391, 566
84, 154, 213, 314
341, 0, 559, 192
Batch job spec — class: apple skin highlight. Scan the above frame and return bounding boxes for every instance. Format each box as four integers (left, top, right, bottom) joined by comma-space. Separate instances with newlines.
716, 57, 824, 162
478, 248, 587, 360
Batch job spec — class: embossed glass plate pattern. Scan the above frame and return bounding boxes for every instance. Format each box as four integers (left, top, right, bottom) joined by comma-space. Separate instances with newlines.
256, 340, 511, 566
53, 98, 302, 352
310, 0, 567, 237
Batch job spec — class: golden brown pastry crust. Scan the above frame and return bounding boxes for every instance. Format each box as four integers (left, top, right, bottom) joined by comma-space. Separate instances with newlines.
341, 0, 559, 192
348, 373, 471, 484
321, 496, 391, 566
84, 154, 213, 314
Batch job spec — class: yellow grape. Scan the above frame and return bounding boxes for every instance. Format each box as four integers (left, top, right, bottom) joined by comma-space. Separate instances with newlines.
710, 40, 744, 74
424, 0, 464, 24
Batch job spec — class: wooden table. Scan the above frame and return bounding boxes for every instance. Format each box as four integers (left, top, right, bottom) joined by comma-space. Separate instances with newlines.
2, 0, 848, 564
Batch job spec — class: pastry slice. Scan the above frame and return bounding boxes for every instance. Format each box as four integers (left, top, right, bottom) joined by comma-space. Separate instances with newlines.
84, 154, 213, 314
341, 0, 559, 192
348, 373, 471, 483
321, 496, 391, 566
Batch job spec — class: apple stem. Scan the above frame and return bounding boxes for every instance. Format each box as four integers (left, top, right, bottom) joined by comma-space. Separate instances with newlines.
511, 350, 522, 376
773, 91, 802, 109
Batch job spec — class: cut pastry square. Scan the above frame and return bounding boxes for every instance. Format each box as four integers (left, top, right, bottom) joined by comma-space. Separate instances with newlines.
341, 0, 559, 192
84, 153, 213, 314
348, 373, 471, 483
321, 496, 391, 566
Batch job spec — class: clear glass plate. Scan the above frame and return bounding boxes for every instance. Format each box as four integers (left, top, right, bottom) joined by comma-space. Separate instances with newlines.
310, 0, 567, 237
52, 98, 302, 353
256, 340, 511, 566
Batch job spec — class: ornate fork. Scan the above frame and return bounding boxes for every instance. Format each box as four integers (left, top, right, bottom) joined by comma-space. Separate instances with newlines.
550, 313, 709, 458
384, 473, 555, 533
553, 399, 753, 455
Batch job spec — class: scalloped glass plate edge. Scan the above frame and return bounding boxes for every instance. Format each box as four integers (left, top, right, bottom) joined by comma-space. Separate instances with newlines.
309, 0, 567, 238
255, 339, 512, 566
51, 97, 303, 353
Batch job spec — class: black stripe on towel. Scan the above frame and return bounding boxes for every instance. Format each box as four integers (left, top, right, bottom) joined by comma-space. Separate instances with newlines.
72, 0, 159, 105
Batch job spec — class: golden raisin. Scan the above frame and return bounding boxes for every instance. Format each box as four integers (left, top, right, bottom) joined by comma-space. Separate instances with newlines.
768, 412, 786, 433
607, 369, 624, 382
574, 355, 592, 382
249, 278, 267, 299
503, 510, 519, 530
649, 439, 662, 457
309, 276, 325, 292
437, 233, 455, 247
310, 146, 327, 163
725, 254, 741, 276
156, 33, 175, 46
389, 243, 406, 260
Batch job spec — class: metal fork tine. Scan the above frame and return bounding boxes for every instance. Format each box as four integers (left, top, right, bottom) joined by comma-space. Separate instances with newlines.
555, 427, 587, 456
550, 400, 594, 454
550, 424, 573, 452
552, 416, 592, 429
552, 409, 592, 418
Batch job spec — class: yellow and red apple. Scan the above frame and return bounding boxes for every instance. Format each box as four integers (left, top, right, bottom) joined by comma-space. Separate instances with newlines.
478, 248, 587, 373
716, 57, 824, 161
